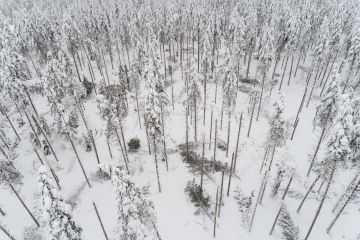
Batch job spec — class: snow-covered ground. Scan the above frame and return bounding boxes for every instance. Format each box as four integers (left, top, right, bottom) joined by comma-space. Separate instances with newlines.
1, 42, 359, 240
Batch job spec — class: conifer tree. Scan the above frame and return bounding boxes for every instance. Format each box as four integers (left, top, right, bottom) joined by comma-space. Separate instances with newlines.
38, 166, 82, 240
278, 206, 299, 240
111, 167, 157, 240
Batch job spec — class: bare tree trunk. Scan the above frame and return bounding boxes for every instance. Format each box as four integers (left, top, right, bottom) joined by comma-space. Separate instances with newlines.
203, 73, 207, 126
0, 222, 16, 240
318, 56, 331, 87
307, 126, 326, 176
90, 130, 100, 164
269, 203, 283, 235
200, 137, 205, 192
331, 172, 359, 213
218, 169, 225, 217
153, 137, 161, 193
145, 122, 152, 155
72, 52, 82, 83
249, 171, 268, 232
256, 72, 265, 121
169, 66, 174, 110
306, 72, 320, 107
197, 26, 200, 73
220, 109, 223, 130
119, 122, 129, 163
282, 174, 294, 200
186, 107, 189, 163
34, 148, 61, 190
0, 105, 21, 141
9, 184, 40, 227
278, 55, 289, 91
32, 115, 60, 162
227, 153, 234, 197
67, 133, 91, 188
161, 109, 168, 171
209, 110, 213, 150
294, 54, 301, 78
213, 119, 218, 173
106, 139, 113, 158
225, 112, 231, 158
267, 141, 277, 172
0, 206, 5, 216
92, 202, 109, 240
247, 93, 257, 138
320, 49, 339, 97
25, 91, 39, 118
290, 117, 300, 140
327, 178, 359, 233
194, 99, 197, 143
287, 56, 294, 86
213, 187, 219, 238
233, 113, 243, 173
271, 54, 280, 80
297, 175, 321, 213
246, 47, 252, 80
304, 162, 336, 240
115, 129, 130, 174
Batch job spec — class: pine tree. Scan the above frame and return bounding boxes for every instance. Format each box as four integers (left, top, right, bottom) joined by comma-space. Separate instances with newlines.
234, 188, 254, 230
0, 158, 23, 186
267, 92, 288, 148
271, 168, 285, 197
38, 166, 82, 240
278, 206, 299, 240
314, 64, 341, 129
111, 167, 157, 240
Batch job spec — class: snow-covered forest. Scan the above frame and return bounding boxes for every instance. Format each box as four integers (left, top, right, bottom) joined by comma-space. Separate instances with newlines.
0, 0, 359, 239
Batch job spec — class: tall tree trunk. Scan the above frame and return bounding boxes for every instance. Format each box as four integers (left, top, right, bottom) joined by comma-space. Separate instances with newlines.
218, 169, 225, 217
209, 110, 213, 150
225, 112, 231, 158
307, 126, 326, 176
72, 52, 82, 83
227, 153, 234, 197
290, 117, 300, 140
282, 174, 294, 200
0, 223, 15, 240
297, 174, 321, 213
249, 171, 268, 232
331, 172, 359, 213
9, 184, 40, 227
287, 56, 294, 86
213, 187, 219, 238
32, 115, 60, 162
278, 55, 289, 91
213, 119, 218, 173
115, 129, 130, 174
269, 203, 283, 235
92, 202, 109, 240
247, 94, 257, 138
0, 105, 21, 141
327, 178, 359, 233
256, 72, 265, 121
67, 133, 91, 188
233, 113, 243, 173
153, 137, 162, 193
203, 73, 207, 125
304, 162, 336, 240
246, 47, 252, 80
200, 137, 205, 192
